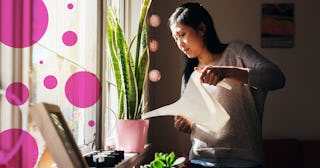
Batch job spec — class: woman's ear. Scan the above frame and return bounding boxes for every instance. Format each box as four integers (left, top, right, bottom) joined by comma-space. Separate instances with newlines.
199, 23, 206, 36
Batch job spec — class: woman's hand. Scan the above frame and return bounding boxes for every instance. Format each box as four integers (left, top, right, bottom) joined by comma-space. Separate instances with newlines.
196, 66, 249, 85
174, 115, 193, 134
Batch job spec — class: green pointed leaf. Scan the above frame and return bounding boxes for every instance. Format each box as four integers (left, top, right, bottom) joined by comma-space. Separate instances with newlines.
128, 35, 137, 70
118, 91, 125, 119
165, 155, 171, 167
135, 0, 152, 76
114, 18, 138, 119
107, 8, 123, 117
151, 160, 165, 168
168, 152, 175, 164
141, 21, 148, 53
135, 47, 149, 118
155, 153, 161, 160
159, 153, 166, 161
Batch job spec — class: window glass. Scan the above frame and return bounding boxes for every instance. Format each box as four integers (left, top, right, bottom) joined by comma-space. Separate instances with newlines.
30, 0, 99, 153
104, 0, 122, 145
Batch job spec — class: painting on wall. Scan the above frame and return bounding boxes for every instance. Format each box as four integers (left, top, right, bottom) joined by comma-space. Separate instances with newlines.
261, 3, 294, 48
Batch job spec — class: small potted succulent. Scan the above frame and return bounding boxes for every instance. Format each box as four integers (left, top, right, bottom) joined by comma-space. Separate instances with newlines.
142, 152, 186, 168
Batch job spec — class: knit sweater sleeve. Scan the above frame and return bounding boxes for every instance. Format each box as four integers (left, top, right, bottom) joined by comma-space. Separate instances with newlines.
238, 42, 286, 91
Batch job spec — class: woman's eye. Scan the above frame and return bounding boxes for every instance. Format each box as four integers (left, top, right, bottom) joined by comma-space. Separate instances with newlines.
172, 33, 185, 42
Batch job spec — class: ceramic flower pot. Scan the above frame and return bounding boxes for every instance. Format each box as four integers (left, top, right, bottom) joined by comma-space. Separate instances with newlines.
115, 119, 149, 153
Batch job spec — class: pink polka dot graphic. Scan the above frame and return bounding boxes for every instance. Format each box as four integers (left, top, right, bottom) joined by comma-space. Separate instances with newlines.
149, 14, 161, 27
5, 82, 29, 105
39, 60, 44, 64
65, 71, 101, 108
88, 120, 95, 127
44, 75, 58, 89
67, 3, 74, 9
62, 31, 78, 46
0, 129, 38, 168
149, 69, 161, 82
149, 40, 159, 52
0, 0, 49, 48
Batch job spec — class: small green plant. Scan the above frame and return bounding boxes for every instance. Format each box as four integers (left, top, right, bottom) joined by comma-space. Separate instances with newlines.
142, 152, 186, 168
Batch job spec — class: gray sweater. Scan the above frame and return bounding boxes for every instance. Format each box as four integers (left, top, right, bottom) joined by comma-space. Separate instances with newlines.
184, 40, 285, 167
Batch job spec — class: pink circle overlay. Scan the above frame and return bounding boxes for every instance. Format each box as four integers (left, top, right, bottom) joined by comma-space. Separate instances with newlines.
149, 69, 161, 82
67, 3, 74, 9
65, 71, 102, 108
88, 120, 95, 127
5, 82, 29, 105
39, 60, 44, 64
149, 14, 161, 27
149, 40, 159, 52
0, 0, 49, 48
62, 31, 78, 46
0, 129, 38, 168
44, 75, 58, 89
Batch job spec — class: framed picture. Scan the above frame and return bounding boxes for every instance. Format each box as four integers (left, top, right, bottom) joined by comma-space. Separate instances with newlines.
261, 3, 294, 48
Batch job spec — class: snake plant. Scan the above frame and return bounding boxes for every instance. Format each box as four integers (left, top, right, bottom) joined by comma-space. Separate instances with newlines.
107, 0, 152, 120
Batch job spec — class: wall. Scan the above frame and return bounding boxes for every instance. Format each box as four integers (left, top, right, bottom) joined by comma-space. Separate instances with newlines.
148, 0, 320, 154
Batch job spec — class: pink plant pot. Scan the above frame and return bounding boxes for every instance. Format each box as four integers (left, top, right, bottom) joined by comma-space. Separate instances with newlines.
115, 120, 149, 153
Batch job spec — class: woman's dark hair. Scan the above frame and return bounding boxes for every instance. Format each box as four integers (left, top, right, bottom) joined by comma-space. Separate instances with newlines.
169, 2, 227, 84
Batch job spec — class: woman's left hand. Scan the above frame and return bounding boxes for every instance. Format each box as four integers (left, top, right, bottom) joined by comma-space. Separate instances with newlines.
174, 115, 193, 134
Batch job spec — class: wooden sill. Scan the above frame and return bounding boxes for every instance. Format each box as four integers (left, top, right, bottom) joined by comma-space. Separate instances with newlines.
116, 144, 152, 168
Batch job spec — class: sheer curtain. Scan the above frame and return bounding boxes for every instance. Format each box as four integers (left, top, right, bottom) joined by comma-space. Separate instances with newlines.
0, 0, 32, 133
29, 0, 101, 154
0, 46, 30, 130
0, 0, 32, 166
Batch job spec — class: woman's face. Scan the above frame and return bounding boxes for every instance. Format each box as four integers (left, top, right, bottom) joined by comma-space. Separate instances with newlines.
170, 23, 206, 58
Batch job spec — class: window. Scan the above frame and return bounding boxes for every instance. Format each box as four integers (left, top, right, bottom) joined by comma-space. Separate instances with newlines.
30, 0, 101, 153
29, 0, 144, 155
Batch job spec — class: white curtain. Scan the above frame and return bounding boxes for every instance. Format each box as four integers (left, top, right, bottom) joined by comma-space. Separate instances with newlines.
0, 5, 31, 132
0, 0, 32, 167
0, 46, 30, 131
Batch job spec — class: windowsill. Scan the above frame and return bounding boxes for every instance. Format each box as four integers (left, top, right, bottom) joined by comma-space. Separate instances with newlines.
115, 144, 152, 168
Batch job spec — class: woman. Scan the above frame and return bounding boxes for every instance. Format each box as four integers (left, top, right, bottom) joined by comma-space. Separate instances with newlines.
169, 2, 286, 168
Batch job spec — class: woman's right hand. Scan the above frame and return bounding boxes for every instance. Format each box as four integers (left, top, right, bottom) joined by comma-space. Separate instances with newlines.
196, 66, 249, 85
174, 115, 193, 134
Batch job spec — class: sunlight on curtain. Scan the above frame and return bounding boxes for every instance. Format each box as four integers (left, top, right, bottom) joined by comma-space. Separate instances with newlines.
30, 0, 99, 150
0, 1, 33, 167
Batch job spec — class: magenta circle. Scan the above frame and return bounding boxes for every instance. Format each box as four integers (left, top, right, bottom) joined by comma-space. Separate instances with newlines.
0, 129, 38, 168
62, 31, 78, 46
44, 75, 58, 89
67, 3, 74, 9
88, 120, 95, 127
65, 71, 101, 108
0, 0, 49, 48
39, 60, 44, 64
5, 82, 29, 105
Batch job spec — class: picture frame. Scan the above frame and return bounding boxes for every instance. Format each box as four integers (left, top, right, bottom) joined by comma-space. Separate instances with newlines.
261, 3, 294, 48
